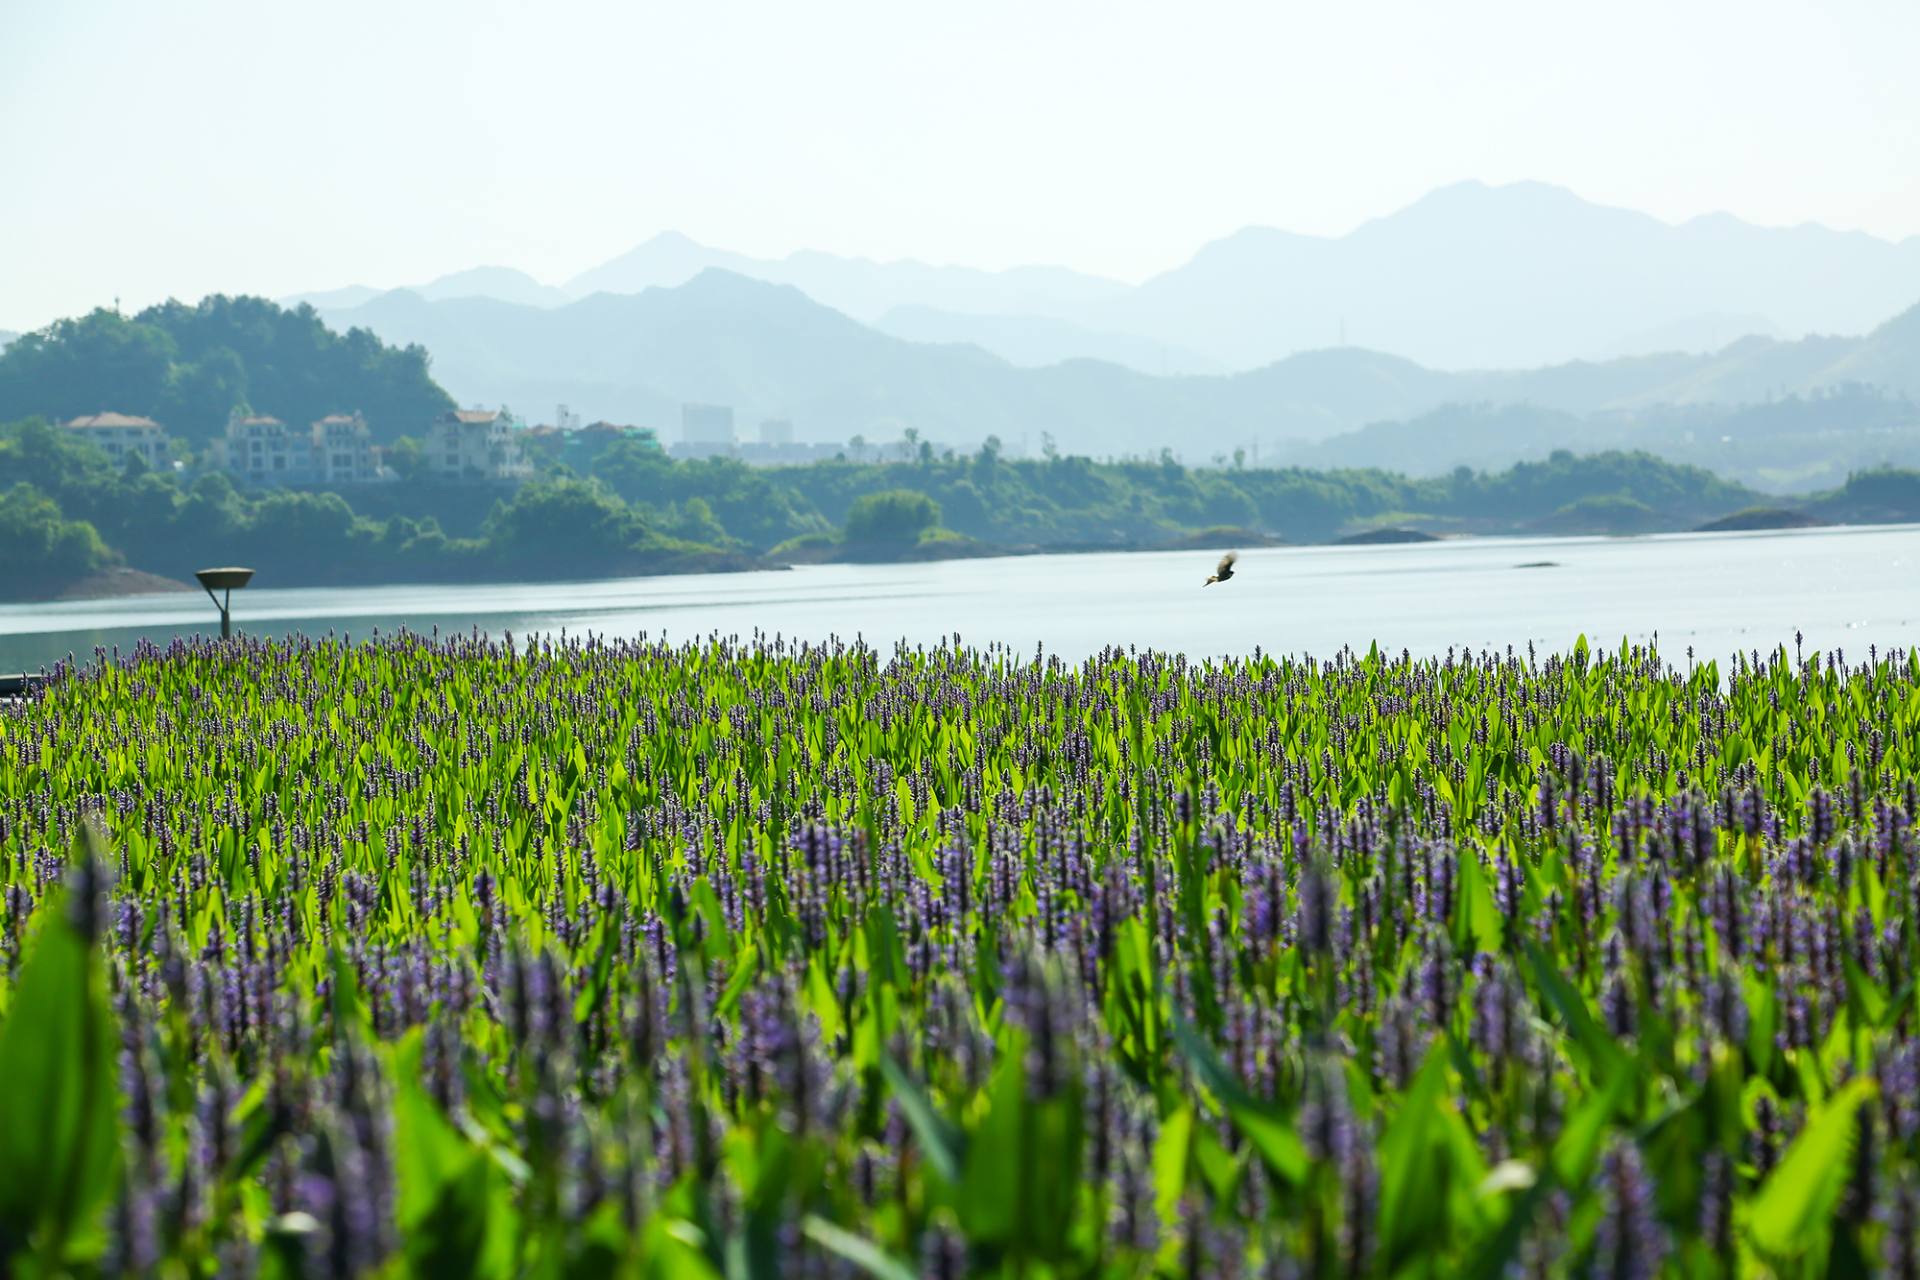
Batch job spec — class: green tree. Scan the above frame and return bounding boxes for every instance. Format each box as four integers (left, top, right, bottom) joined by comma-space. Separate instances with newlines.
593, 435, 675, 505
0, 483, 114, 595
0, 310, 176, 424
843, 489, 941, 545
0, 296, 455, 445
155, 345, 249, 438
484, 478, 647, 567
667, 496, 730, 546
386, 436, 428, 483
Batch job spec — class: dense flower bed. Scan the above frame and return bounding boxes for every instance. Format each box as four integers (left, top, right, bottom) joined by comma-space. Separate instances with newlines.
1, 631, 1917, 1277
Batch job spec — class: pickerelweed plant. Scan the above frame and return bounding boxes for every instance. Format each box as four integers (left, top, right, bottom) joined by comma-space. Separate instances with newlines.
1, 630, 1917, 1277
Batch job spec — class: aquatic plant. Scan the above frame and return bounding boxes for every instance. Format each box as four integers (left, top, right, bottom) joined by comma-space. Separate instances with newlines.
1, 630, 1917, 1276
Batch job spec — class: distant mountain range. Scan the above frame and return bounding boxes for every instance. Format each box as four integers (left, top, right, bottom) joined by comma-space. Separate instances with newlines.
1090, 182, 1920, 370
312, 266, 1920, 466
292, 266, 571, 312
290, 181, 1920, 373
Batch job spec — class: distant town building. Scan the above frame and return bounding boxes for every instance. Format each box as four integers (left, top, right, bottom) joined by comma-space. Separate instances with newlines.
428, 408, 531, 482
63, 412, 170, 468
681, 403, 735, 446
313, 413, 381, 485
758, 418, 795, 446
216, 411, 391, 487
221, 413, 317, 486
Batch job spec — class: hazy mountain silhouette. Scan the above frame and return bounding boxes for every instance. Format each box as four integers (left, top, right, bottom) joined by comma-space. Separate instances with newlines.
1599, 312, 1784, 360
875, 305, 1221, 375
315, 269, 1920, 460
1096, 180, 1920, 369
287, 266, 569, 312
1285, 377, 1920, 493
293, 182, 1920, 373
412, 266, 571, 307
287, 284, 385, 310
320, 271, 1445, 451
563, 232, 1129, 325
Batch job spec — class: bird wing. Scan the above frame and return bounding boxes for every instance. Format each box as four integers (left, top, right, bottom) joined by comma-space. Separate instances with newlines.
1215, 552, 1238, 576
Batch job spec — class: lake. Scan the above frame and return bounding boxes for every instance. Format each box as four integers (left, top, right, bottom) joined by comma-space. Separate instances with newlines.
3, 523, 1916, 672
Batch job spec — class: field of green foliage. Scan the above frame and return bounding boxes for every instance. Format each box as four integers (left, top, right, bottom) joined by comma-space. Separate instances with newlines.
2, 631, 1918, 1277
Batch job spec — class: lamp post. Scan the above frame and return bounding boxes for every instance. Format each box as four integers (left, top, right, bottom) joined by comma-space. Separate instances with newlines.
194, 567, 254, 640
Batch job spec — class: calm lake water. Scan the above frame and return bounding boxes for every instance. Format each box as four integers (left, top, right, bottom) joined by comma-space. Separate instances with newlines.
3, 524, 1916, 672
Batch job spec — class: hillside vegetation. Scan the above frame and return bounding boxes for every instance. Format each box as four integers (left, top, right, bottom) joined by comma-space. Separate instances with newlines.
0, 296, 452, 444
9, 410, 1920, 603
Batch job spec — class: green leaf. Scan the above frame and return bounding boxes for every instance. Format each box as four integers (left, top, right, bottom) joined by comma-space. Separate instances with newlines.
1747, 1078, 1875, 1259
1841, 953, 1889, 1029
1550, 1069, 1630, 1188
957, 1054, 1025, 1244
1169, 1015, 1307, 1184
391, 1035, 516, 1278
800, 1216, 918, 1280
878, 1055, 963, 1185
1377, 1047, 1450, 1270
1458, 1175, 1553, 1280
1452, 849, 1503, 955
1524, 941, 1629, 1084
1153, 1106, 1194, 1224
0, 851, 121, 1264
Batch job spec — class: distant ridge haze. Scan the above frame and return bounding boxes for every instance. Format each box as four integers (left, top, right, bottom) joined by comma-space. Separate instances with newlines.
287, 181, 1920, 374
311, 266, 1920, 461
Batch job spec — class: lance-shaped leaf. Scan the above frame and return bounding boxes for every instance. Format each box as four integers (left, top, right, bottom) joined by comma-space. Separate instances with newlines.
0, 833, 121, 1265
1747, 1078, 1876, 1260
879, 1054, 963, 1185
1169, 1015, 1308, 1185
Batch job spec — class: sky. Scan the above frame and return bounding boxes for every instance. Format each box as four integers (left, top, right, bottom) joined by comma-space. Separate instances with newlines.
4, 0, 1920, 332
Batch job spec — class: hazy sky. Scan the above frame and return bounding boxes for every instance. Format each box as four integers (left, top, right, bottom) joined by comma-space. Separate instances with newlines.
4, 0, 1919, 331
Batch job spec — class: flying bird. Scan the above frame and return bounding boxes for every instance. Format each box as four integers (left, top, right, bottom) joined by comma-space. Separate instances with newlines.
1204, 551, 1237, 586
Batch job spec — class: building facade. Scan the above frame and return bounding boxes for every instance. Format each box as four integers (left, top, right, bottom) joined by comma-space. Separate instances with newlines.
681, 403, 735, 446
222, 414, 317, 486
218, 411, 390, 487
428, 408, 531, 482
63, 413, 170, 468
313, 413, 380, 485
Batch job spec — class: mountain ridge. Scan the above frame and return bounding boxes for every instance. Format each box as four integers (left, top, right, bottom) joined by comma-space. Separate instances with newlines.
288, 180, 1920, 374
313, 267, 1920, 461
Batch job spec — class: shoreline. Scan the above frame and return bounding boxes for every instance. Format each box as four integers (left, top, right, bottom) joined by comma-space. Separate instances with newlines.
9, 515, 1917, 607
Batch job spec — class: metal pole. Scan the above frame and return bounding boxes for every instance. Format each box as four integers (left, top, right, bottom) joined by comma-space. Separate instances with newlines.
203, 583, 232, 640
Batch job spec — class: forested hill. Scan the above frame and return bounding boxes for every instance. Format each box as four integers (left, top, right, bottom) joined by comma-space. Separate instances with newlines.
0, 296, 453, 444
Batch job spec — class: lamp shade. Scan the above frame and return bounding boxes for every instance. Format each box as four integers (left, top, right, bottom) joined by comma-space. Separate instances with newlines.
194, 567, 255, 591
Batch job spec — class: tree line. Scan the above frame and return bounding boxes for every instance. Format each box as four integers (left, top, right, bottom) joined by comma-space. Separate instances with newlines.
11, 411, 1918, 602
